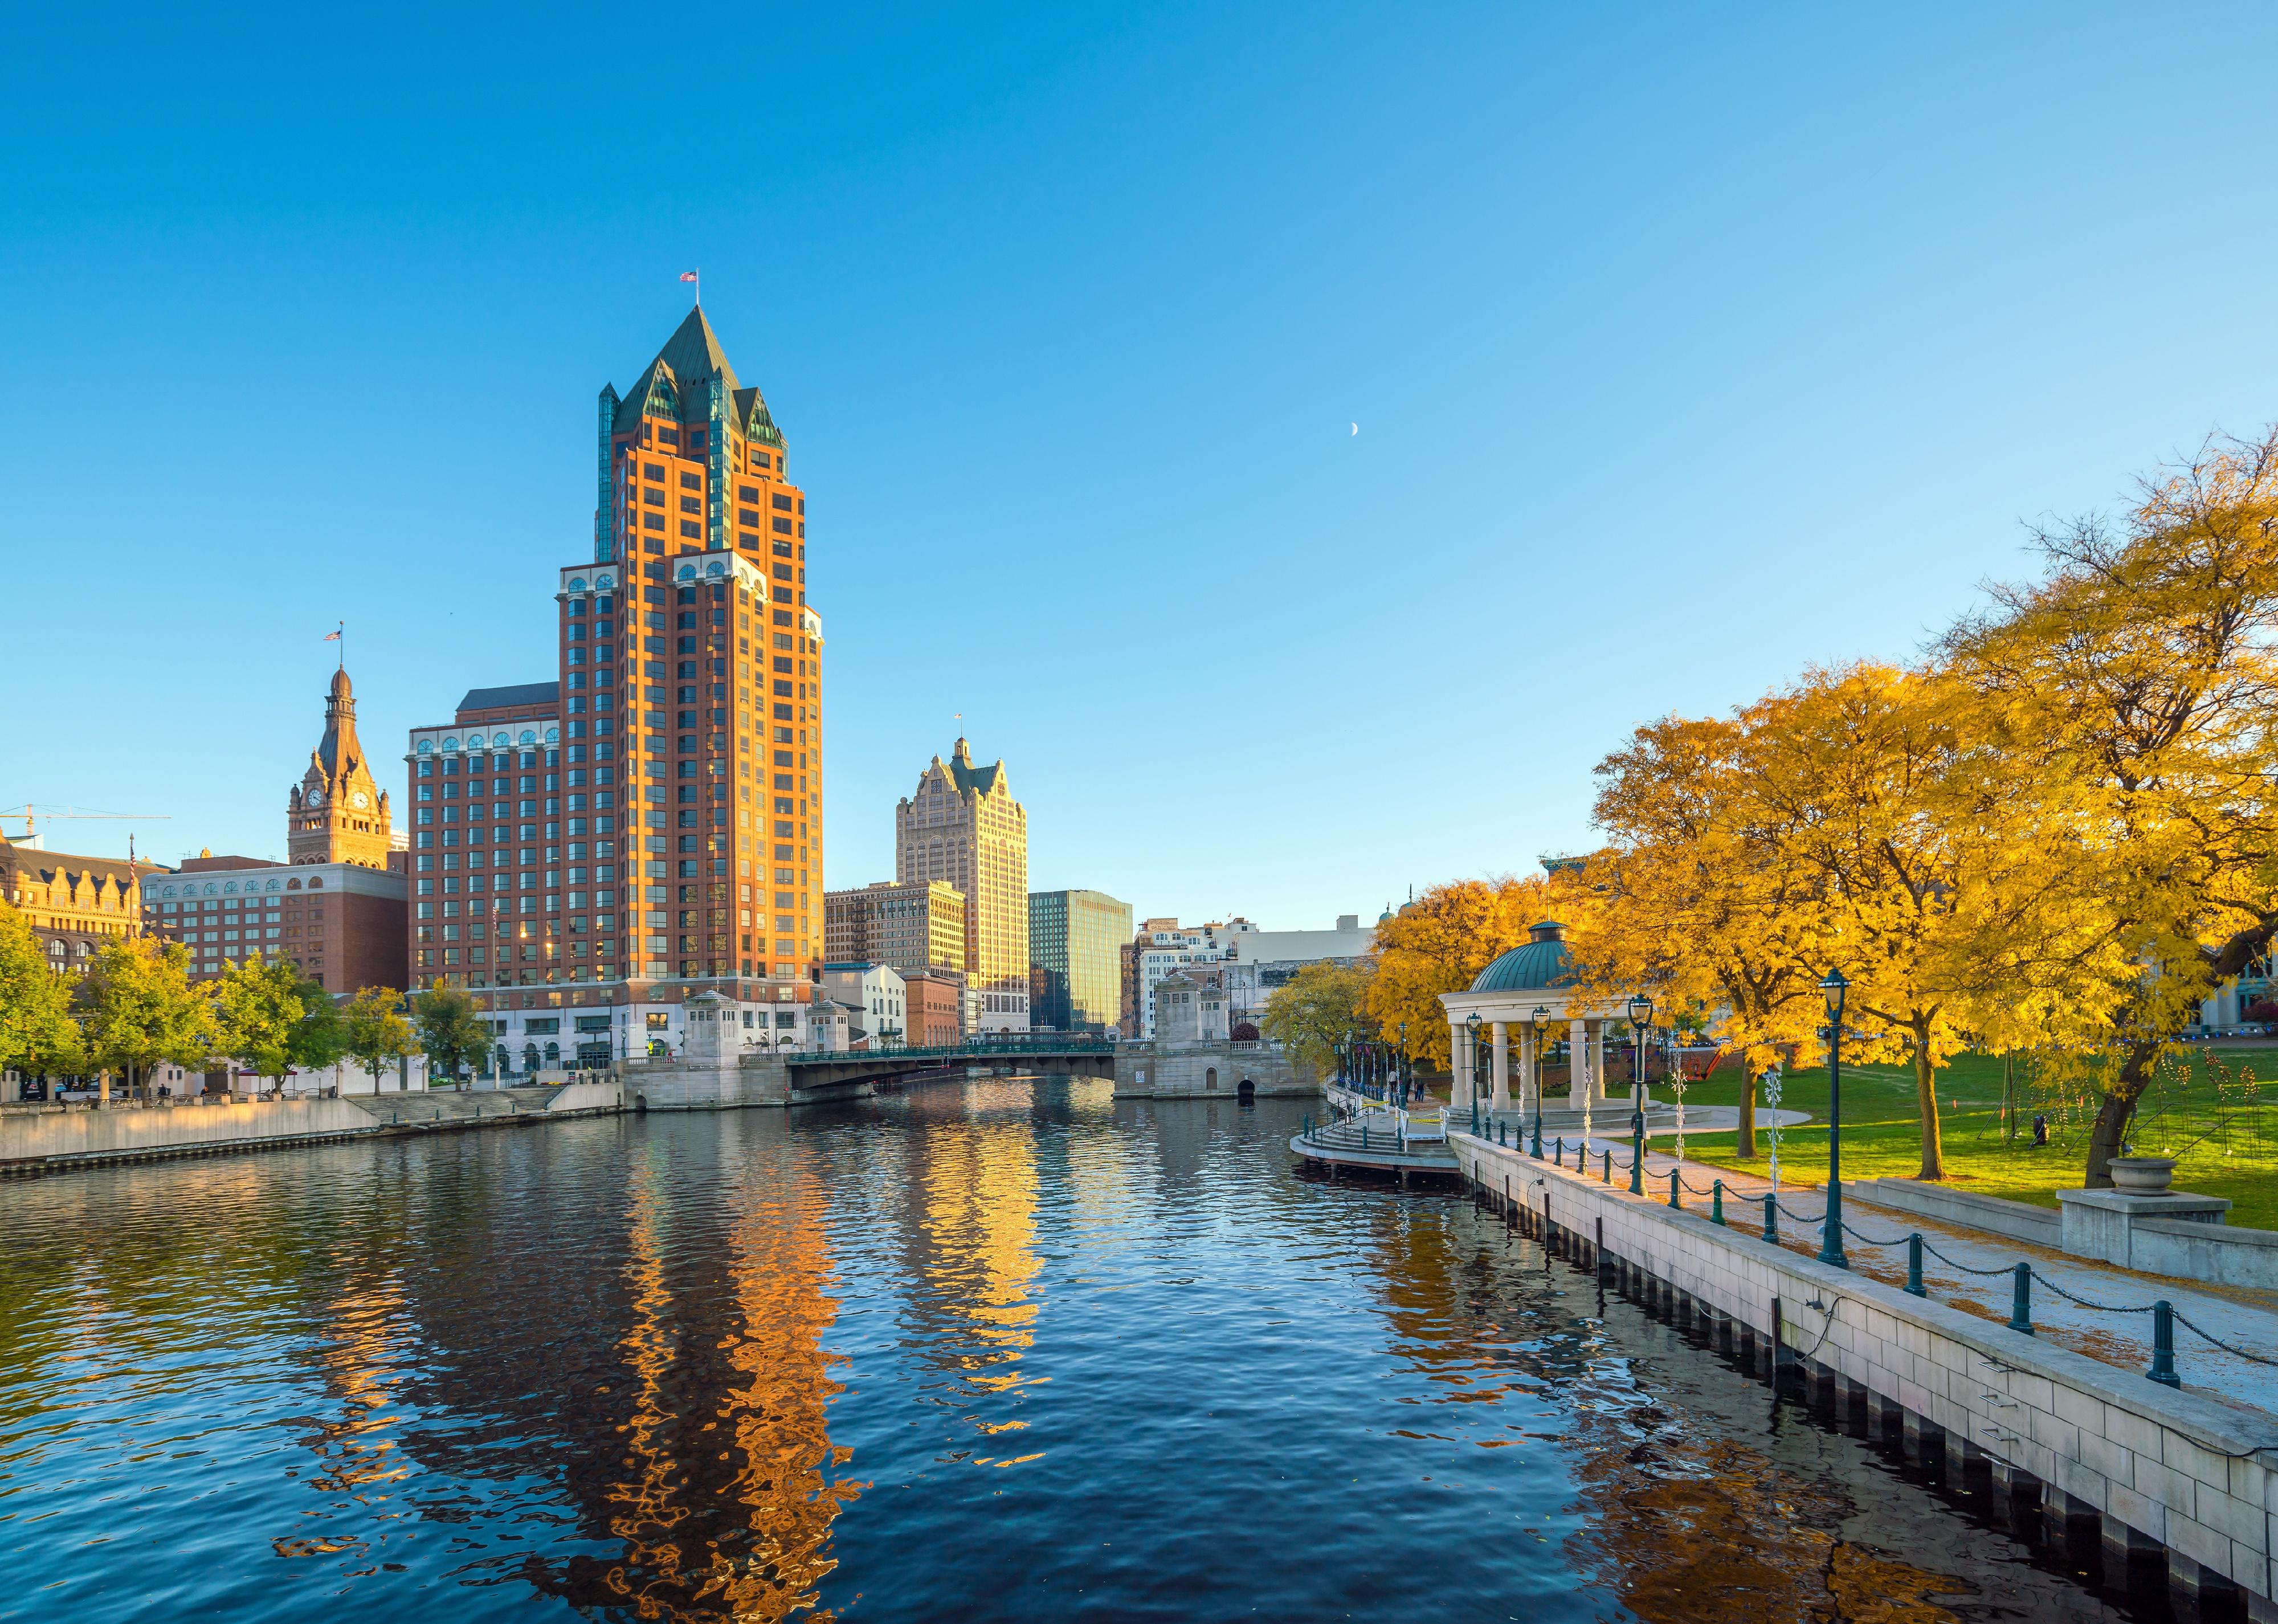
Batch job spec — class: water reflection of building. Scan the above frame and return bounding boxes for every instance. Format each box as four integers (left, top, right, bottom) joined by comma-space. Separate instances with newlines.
917, 1109, 1042, 1403
275, 1279, 414, 1564
1348, 1205, 1965, 1624
559, 1162, 856, 1622
350, 1120, 860, 1623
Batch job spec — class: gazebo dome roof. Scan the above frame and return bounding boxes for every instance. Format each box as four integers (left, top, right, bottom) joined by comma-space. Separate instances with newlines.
1469, 921, 1573, 993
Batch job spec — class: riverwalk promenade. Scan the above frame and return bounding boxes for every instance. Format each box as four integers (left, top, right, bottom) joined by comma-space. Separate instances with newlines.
1528, 1118, 2278, 1415
1448, 1123, 2278, 1616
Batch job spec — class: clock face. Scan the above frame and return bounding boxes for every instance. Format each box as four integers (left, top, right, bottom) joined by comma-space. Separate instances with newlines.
351, 791, 370, 810
307, 788, 324, 807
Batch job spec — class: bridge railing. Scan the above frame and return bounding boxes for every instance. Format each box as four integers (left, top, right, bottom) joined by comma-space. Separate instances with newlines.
786, 1036, 1120, 1066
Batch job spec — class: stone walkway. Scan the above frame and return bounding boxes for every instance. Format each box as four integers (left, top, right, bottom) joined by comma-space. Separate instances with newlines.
1539, 1122, 2278, 1422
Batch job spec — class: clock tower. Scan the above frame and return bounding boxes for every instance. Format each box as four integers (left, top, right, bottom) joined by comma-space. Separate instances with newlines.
288, 666, 393, 868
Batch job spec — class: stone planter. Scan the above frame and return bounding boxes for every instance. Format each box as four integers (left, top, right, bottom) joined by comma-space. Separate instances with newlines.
2109, 1156, 2177, 1194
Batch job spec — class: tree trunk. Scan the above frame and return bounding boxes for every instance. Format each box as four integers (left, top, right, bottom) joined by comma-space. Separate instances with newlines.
2084, 1039, 2158, 1187
1914, 1026, 1944, 1180
1737, 1061, 1758, 1160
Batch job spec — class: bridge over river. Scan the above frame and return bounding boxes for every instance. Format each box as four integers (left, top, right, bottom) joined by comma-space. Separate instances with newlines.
622, 994, 1318, 1108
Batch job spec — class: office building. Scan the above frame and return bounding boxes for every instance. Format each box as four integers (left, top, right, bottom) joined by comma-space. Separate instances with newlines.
401, 304, 827, 1060
1028, 889, 1130, 1033
820, 961, 906, 1047
823, 879, 966, 976
1121, 916, 1256, 1037
1221, 915, 1378, 1029
903, 969, 965, 1046
1, 835, 157, 976
896, 738, 1028, 1031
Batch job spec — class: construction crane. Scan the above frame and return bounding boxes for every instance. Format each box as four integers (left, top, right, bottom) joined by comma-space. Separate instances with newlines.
4, 804, 172, 852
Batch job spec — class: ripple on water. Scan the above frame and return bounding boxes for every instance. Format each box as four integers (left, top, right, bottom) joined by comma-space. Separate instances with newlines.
0, 1081, 2176, 1623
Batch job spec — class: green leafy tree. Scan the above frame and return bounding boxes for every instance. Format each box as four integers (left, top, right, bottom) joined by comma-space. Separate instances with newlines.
0, 901, 81, 1083
414, 985, 487, 1086
341, 986, 418, 1094
79, 935, 209, 1097
207, 956, 307, 1092
285, 970, 346, 1083
1261, 962, 1374, 1075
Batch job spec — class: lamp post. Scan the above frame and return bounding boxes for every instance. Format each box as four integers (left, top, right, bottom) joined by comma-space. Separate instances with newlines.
1530, 1004, 1550, 1154
1465, 1010, 1485, 1135
1818, 969, 1849, 1269
1626, 993, 1653, 1194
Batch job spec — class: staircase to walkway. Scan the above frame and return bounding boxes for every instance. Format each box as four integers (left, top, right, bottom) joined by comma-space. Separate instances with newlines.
342, 1081, 625, 1129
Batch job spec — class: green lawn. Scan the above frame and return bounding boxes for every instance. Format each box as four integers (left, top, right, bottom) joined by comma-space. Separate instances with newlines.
1661, 1047, 2278, 1231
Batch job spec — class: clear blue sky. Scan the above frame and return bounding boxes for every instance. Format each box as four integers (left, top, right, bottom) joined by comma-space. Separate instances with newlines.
6, 3, 2275, 929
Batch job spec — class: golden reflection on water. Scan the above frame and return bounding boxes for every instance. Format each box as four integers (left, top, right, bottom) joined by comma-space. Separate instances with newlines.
1360, 1211, 1969, 1624
570, 1158, 859, 1622
275, 1278, 413, 1566
920, 1111, 1044, 1442
1568, 1431, 1966, 1624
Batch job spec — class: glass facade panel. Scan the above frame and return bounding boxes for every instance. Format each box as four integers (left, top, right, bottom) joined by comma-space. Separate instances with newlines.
1028, 889, 1132, 1033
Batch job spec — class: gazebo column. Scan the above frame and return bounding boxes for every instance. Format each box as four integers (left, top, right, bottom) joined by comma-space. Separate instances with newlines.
1567, 1017, 1590, 1109
1587, 1019, 1607, 1104
1449, 1021, 1468, 1108
1520, 1023, 1538, 1113
1490, 1021, 1509, 1111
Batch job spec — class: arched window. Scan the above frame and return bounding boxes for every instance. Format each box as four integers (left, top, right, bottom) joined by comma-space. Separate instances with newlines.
519, 730, 536, 745
1206, 1067, 1218, 1091
544, 1041, 560, 1066
522, 1043, 540, 1072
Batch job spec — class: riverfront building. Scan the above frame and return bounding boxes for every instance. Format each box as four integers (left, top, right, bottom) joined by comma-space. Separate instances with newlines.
1220, 915, 1377, 1030
896, 739, 1029, 1031
823, 879, 966, 977
400, 305, 828, 1066
1, 834, 158, 976
1120, 916, 1256, 1037
1028, 888, 1130, 1033
142, 667, 410, 989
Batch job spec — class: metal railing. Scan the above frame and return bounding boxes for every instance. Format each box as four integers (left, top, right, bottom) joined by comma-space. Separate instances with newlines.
786, 1035, 1119, 1066
1465, 1126, 2272, 1388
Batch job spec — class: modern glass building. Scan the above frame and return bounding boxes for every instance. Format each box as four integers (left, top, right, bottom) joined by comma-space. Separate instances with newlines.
1028, 889, 1132, 1033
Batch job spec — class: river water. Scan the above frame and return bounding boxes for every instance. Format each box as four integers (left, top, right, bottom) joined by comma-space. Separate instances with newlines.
0, 1079, 2184, 1622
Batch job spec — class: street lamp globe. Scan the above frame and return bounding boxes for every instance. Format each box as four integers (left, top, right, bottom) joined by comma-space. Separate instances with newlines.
1820, 969, 1848, 1021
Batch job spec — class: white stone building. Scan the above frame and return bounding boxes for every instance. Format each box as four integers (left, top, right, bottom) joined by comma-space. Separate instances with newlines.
820, 961, 908, 1047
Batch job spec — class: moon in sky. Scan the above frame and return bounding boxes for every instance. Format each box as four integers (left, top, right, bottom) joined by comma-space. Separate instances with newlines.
1350, 423, 1358, 435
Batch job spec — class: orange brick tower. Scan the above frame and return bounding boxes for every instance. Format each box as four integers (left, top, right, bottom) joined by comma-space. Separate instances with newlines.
289, 666, 393, 868
583, 305, 822, 988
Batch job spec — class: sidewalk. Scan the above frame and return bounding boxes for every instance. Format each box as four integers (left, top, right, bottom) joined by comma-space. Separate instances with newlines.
1551, 1123, 2278, 1419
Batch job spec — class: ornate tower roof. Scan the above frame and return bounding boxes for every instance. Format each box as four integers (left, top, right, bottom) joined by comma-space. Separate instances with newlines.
288, 666, 392, 868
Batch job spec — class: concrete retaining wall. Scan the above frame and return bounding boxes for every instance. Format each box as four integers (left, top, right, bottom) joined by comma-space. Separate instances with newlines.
1, 1097, 379, 1166
2125, 1218, 2278, 1293
1452, 1134, 2278, 1614
1851, 1175, 2278, 1292
1846, 1177, 2064, 1246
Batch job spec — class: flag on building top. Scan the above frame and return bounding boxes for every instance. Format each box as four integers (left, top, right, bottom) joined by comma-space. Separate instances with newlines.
680, 271, 698, 283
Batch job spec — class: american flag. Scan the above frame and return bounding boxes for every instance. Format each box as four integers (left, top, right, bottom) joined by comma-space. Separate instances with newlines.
680, 271, 698, 283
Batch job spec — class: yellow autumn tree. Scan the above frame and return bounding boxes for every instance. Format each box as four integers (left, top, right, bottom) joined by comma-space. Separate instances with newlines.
1565, 707, 1830, 1159
1940, 427, 2278, 1184
1363, 874, 1566, 1072
1738, 662, 2129, 1179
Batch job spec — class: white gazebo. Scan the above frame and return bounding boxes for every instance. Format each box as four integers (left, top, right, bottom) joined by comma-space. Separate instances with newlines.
1436, 921, 1644, 1118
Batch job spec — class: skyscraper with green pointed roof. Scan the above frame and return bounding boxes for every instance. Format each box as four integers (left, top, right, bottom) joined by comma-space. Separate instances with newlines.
585, 304, 822, 989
